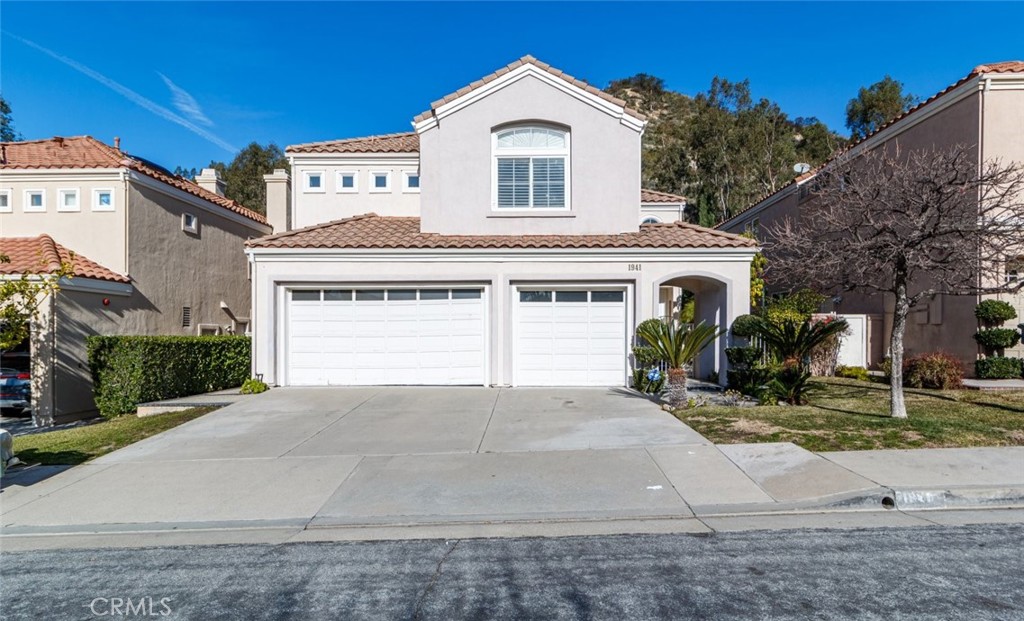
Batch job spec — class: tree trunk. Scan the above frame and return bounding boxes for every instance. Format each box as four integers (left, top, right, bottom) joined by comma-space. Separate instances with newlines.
666, 367, 688, 407
889, 276, 910, 419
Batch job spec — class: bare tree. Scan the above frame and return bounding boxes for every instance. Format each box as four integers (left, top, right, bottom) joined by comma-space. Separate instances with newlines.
766, 145, 1024, 418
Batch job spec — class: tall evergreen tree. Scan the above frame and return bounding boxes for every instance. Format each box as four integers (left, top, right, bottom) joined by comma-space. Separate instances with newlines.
1, 96, 22, 142
206, 142, 288, 214
845, 76, 917, 140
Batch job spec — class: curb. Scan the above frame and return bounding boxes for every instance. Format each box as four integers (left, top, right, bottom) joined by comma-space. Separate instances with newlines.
892, 486, 1024, 511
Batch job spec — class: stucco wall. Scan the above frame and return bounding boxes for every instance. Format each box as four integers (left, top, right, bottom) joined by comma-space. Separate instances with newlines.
290, 157, 421, 229
0, 172, 128, 273
126, 182, 265, 334
249, 252, 752, 387
419, 74, 642, 236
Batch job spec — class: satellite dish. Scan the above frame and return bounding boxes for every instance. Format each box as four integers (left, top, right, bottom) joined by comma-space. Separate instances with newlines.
793, 162, 811, 174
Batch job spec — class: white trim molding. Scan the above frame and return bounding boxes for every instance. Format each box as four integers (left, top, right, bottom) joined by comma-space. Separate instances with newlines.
302, 170, 326, 194
402, 170, 421, 194
0, 189, 11, 213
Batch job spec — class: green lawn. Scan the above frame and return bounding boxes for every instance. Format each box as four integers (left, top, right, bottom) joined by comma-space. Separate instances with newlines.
12, 407, 215, 465
675, 377, 1024, 452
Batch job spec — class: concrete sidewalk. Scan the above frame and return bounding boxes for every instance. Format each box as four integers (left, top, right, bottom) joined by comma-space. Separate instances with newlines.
1, 387, 1022, 549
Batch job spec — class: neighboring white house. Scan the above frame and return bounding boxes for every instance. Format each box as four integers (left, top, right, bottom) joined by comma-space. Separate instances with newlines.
247, 56, 756, 388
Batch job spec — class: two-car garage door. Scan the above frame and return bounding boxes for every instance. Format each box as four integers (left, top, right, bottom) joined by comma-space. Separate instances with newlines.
288, 288, 486, 385
286, 285, 628, 387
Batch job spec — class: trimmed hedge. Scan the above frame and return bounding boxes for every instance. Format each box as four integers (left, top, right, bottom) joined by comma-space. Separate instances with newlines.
87, 335, 251, 417
974, 300, 1017, 326
975, 356, 1024, 380
973, 328, 1021, 352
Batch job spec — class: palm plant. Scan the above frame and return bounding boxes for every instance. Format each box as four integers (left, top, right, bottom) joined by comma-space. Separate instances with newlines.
750, 317, 849, 370
636, 320, 721, 406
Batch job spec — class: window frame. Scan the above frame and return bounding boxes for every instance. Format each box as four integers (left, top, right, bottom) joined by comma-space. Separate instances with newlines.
92, 188, 115, 212
369, 171, 391, 193
335, 170, 358, 194
491, 125, 571, 211
24, 189, 46, 213
641, 216, 662, 224
303, 170, 325, 193
0, 189, 11, 213
57, 188, 80, 213
182, 212, 199, 234
402, 170, 421, 194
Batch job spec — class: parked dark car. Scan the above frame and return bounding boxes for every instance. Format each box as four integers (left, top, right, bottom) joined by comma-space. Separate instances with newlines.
0, 368, 31, 416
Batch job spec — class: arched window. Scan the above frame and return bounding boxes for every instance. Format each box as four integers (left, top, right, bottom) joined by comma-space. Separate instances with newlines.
641, 216, 662, 224
492, 125, 569, 209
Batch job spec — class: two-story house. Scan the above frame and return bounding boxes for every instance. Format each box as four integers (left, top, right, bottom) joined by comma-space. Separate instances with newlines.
0, 136, 271, 422
246, 56, 757, 388
718, 61, 1024, 374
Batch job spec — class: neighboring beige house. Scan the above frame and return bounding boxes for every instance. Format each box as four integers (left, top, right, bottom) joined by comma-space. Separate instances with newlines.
718, 61, 1024, 374
0, 136, 271, 422
247, 56, 756, 388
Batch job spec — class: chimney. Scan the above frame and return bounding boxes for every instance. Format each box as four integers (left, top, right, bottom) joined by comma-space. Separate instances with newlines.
263, 169, 291, 233
195, 168, 227, 197
114, 137, 121, 150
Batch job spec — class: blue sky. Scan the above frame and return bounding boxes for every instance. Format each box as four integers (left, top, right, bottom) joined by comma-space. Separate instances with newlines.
2, 2, 1022, 169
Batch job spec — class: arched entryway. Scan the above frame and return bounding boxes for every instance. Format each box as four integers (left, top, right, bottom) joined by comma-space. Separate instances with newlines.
651, 271, 741, 386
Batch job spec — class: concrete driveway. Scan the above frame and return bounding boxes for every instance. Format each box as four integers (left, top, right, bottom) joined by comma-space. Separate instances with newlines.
1, 386, 907, 539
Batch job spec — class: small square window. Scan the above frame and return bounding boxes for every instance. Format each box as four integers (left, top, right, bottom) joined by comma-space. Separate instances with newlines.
0, 190, 10, 213
182, 213, 199, 234
58, 189, 80, 212
93, 189, 114, 212
304, 171, 325, 193
403, 171, 420, 193
369, 171, 391, 193
336, 171, 358, 193
25, 190, 45, 212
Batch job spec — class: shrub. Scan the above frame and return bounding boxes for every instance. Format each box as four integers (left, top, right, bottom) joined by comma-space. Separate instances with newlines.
975, 356, 1024, 380
835, 365, 871, 382
635, 318, 666, 347
632, 345, 662, 369
632, 367, 666, 394
975, 300, 1017, 326
727, 365, 777, 401
763, 289, 827, 326
725, 346, 762, 368
240, 378, 269, 394
973, 328, 1021, 353
730, 314, 761, 339
87, 335, 250, 417
904, 352, 964, 390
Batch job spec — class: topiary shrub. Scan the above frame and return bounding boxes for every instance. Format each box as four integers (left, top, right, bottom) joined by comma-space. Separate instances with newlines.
835, 365, 871, 382
975, 300, 1017, 326
87, 335, 250, 418
904, 352, 964, 390
973, 328, 1021, 355
730, 314, 761, 339
974, 356, 1024, 380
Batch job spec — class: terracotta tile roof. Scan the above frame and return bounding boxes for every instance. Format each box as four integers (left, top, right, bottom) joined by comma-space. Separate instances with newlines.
412, 55, 647, 125
287, 132, 420, 155
720, 60, 1024, 228
247, 214, 755, 251
0, 136, 268, 226
641, 188, 687, 203
0, 235, 130, 283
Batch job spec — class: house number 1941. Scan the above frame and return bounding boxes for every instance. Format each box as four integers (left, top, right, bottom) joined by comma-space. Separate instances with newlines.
628, 264, 642, 272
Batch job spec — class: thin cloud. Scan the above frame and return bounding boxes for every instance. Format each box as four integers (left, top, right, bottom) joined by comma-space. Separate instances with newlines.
158, 72, 213, 127
4, 32, 237, 153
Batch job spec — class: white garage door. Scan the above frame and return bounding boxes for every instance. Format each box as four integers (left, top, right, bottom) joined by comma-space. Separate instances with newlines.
288, 287, 486, 386
515, 288, 628, 386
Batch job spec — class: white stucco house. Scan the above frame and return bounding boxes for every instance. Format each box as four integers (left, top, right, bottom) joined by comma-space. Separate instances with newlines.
246, 56, 757, 388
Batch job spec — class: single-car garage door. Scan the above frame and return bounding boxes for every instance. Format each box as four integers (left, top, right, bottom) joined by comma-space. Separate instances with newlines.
288, 287, 486, 386
514, 288, 627, 386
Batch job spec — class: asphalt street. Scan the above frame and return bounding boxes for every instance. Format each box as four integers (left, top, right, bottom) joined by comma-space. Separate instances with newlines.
2, 524, 1021, 620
